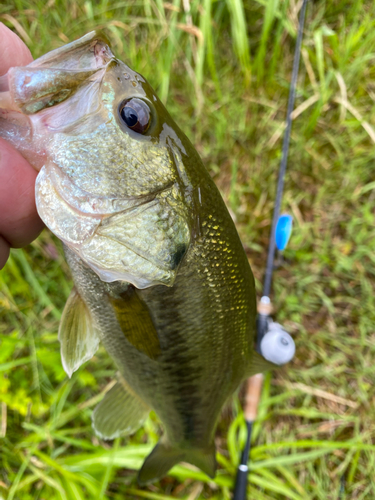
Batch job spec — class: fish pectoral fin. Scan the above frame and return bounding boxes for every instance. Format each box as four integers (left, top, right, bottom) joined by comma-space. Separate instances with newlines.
247, 351, 278, 377
92, 376, 149, 440
58, 287, 100, 378
109, 288, 161, 361
138, 438, 216, 485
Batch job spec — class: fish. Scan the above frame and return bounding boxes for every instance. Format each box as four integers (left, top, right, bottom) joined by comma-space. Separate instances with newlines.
0, 31, 275, 484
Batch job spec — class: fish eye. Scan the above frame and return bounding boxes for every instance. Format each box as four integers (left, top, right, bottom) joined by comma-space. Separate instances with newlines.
119, 98, 151, 134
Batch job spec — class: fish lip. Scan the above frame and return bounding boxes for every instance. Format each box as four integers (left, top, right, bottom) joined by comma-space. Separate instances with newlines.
27, 30, 114, 70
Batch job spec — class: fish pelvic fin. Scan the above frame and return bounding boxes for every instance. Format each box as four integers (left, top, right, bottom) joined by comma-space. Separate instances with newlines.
92, 375, 149, 440
58, 287, 100, 378
138, 437, 216, 486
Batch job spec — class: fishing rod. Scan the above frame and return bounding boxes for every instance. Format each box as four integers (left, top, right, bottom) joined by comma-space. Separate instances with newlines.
233, 1, 308, 498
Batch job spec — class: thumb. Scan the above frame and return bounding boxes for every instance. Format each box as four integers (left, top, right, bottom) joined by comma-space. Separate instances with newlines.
0, 22, 33, 75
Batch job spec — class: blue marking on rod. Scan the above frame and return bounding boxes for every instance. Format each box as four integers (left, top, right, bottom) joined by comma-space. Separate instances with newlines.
275, 214, 293, 251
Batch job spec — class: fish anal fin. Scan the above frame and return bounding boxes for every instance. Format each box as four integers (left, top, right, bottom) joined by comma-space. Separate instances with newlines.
92, 376, 149, 440
109, 288, 161, 360
186, 445, 216, 478
58, 287, 100, 378
138, 438, 216, 485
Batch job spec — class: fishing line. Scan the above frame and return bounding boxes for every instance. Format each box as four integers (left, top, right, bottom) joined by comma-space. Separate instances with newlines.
263, 0, 308, 298
233, 1, 309, 499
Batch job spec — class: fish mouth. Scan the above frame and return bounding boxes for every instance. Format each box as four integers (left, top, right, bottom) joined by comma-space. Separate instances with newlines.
35, 163, 190, 288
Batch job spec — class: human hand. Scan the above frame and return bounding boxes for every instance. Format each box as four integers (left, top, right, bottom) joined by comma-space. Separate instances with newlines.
0, 23, 44, 269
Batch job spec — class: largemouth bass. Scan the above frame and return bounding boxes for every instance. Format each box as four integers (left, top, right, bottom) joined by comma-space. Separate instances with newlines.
0, 31, 274, 484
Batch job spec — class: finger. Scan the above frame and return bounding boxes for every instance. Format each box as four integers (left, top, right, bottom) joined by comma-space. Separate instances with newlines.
0, 22, 33, 75
0, 138, 44, 248
0, 235, 10, 270
0, 25, 41, 255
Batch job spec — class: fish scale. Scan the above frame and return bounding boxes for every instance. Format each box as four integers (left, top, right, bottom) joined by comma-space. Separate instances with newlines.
0, 30, 274, 484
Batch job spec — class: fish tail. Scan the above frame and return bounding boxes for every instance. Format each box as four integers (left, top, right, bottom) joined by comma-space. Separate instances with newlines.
137, 436, 216, 485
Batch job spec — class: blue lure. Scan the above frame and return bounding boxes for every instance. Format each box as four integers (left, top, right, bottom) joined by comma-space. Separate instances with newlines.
275, 214, 293, 251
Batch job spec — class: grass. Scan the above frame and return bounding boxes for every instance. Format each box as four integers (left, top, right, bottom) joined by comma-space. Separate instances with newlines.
1, 0, 375, 498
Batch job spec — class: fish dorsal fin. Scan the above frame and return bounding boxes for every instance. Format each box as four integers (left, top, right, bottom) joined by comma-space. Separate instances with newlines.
247, 351, 278, 377
58, 287, 100, 377
92, 375, 149, 440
